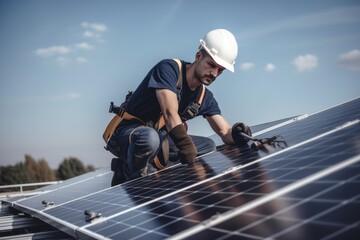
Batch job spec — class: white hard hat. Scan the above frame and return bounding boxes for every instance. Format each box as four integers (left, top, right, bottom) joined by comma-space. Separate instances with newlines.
200, 29, 238, 72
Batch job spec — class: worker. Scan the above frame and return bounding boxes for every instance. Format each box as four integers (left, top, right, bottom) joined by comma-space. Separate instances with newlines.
104, 29, 252, 186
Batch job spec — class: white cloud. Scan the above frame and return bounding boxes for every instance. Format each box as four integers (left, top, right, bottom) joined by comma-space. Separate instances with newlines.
34, 22, 107, 65
292, 54, 318, 72
83, 30, 94, 37
240, 62, 255, 71
338, 49, 360, 71
46, 92, 81, 100
91, 23, 107, 32
84, 32, 104, 43
76, 57, 88, 63
75, 42, 94, 50
34, 45, 71, 57
265, 63, 276, 72
81, 22, 107, 43
67, 93, 80, 99
81, 22, 107, 32
56, 56, 69, 66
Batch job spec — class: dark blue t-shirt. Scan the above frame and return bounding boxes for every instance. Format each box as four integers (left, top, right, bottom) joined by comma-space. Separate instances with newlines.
126, 59, 221, 125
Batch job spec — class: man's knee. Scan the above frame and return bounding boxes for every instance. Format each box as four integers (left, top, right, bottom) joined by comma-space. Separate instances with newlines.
130, 126, 160, 158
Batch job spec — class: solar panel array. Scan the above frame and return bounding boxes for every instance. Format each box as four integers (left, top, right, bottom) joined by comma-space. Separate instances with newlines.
169, 123, 360, 240
3, 168, 112, 209
5, 97, 360, 239
4, 167, 112, 200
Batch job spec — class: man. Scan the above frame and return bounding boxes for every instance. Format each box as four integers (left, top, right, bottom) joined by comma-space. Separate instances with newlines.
104, 29, 252, 186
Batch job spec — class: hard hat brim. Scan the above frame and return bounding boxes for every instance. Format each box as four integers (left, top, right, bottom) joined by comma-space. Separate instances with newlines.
212, 53, 235, 73
200, 44, 235, 73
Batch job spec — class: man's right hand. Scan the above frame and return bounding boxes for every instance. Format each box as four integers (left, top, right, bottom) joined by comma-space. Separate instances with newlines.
169, 124, 197, 165
231, 122, 252, 146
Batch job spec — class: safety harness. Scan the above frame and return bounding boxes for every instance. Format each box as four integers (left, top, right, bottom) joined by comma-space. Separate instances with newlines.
103, 59, 205, 169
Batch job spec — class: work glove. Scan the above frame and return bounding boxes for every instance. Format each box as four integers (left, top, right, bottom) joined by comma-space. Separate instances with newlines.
169, 124, 197, 165
231, 122, 252, 146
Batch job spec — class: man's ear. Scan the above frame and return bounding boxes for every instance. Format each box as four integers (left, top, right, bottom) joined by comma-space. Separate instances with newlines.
195, 51, 202, 61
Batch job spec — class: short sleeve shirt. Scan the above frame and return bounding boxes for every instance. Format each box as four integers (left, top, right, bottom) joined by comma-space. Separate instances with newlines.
126, 59, 221, 125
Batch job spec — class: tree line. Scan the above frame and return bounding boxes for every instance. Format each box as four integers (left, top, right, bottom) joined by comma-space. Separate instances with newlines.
0, 155, 95, 191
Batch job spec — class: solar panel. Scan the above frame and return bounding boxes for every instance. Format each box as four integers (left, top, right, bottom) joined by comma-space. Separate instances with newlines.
3, 167, 112, 206
172, 160, 359, 240
209, 114, 307, 147
8, 97, 360, 239
76, 120, 359, 240
168, 123, 360, 240
37, 167, 112, 192
4, 168, 112, 212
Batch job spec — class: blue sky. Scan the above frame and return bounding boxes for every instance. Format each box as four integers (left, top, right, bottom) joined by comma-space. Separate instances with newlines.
0, 0, 359, 169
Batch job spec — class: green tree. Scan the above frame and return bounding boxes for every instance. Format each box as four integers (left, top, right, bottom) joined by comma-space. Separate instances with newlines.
0, 162, 30, 186
86, 164, 95, 172
24, 155, 38, 182
38, 159, 56, 182
24, 155, 56, 182
1, 155, 95, 188
0, 155, 56, 188
57, 157, 93, 180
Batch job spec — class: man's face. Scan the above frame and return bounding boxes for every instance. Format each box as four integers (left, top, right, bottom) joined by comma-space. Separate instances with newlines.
195, 50, 225, 86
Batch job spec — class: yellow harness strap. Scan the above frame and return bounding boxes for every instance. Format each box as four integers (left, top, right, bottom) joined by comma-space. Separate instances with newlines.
151, 58, 183, 131
103, 112, 144, 143
152, 58, 183, 170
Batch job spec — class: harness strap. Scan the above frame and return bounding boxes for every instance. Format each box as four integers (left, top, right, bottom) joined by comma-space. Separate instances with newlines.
103, 112, 144, 143
198, 84, 205, 104
181, 84, 205, 121
152, 58, 183, 170
153, 156, 165, 170
154, 58, 184, 131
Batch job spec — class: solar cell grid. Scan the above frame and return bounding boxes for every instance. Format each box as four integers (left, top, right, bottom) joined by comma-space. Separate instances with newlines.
8, 97, 360, 239
41, 150, 245, 228
185, 161, 359, 240
79, 121, 359, 239
3, 167, 112, 205
12, 169, 112, 212
37, 167, 112, 192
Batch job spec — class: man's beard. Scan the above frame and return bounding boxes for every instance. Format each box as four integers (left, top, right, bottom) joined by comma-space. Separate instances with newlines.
196, 71, 215, 86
